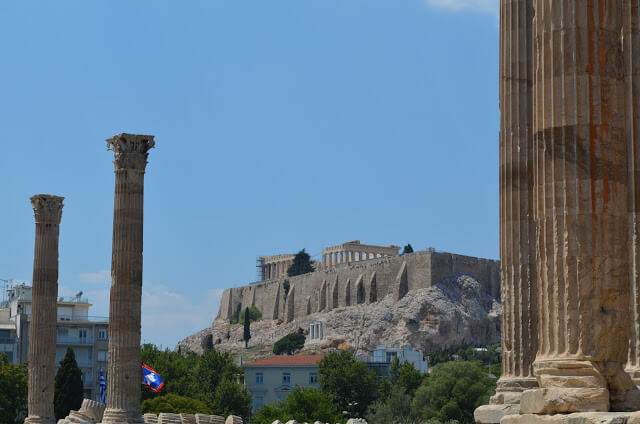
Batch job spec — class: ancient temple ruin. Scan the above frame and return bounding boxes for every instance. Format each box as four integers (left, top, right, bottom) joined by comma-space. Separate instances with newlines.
25, 195, 64, 424
476, 1, 640, 423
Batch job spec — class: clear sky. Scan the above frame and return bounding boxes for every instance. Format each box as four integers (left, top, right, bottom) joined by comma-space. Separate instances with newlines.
0, 0, 499, 349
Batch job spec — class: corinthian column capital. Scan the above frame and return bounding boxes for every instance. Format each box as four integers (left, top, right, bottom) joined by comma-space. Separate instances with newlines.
106, 133, 155, 171
30, 195, 64, 224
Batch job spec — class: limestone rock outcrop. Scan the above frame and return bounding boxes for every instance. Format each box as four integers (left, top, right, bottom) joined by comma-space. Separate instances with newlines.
179, 274, 500, 356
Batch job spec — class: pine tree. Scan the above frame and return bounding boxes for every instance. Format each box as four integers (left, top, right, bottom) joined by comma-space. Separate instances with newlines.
243, 308, 251, 348
402, 244, 414, 255
287, 249, 315, 277
54, 347, 84, 420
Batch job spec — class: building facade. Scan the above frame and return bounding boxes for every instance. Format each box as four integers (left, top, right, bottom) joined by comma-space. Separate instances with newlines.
0, 284, 108, 400
243, 355, 324, 411
357, 344, 428, 378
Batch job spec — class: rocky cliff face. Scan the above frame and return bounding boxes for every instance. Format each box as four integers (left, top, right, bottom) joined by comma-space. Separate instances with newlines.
177, 274, 501, 357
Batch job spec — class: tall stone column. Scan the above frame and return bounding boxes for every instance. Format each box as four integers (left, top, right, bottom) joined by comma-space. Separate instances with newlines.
25, 195, 64, 424
521, 1, 637, 413
626, 0, 640, 386
102, 134, 154, 424
475, 3, 537, 421
322, 254, 327, 269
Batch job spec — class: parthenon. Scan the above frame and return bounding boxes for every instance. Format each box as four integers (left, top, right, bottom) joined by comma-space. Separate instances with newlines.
321, 241, 399, 269
258, 241, 400, 281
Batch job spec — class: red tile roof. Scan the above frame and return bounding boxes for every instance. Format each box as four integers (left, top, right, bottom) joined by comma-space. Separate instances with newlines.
244, 355, 325, 367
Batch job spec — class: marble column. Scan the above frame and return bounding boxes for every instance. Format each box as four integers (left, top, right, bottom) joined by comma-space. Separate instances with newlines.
475, 3, 537, 422
25, 195, 64, 424
495, 0, 537, 401
102, 134, 154, 424
521, 1, 637, 413
627, 0, 640, 385
322, 254, 327, 269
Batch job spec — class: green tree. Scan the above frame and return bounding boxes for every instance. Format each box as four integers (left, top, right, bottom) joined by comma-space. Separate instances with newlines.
366, 389, 420, 424
141, 394, 212, 415
272, 333, 306, 355
211, 379, 252, 423
202, 334, 214, 352
0, 353, 28, 424
252, 387, 341, 424
318, 350, 377, 418
54, 347, 84, 420
243, 308, 251, 348
390, 357, 424, 397
287, 249, 315, 277
141, 344, 198, 401
283, 280, 290, 298
193, 349, 241, 404
402, 244, 414, 255
412, 361, 495, 424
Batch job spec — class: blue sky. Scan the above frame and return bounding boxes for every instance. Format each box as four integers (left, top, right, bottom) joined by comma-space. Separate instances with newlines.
0, 0, 499, 348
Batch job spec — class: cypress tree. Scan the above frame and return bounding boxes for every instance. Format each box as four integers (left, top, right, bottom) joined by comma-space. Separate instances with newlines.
287, 249, 315, 277
243, 308, 251, 348
54, 347, 84, 420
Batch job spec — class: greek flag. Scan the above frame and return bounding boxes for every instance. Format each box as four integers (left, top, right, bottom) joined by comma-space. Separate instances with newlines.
141, 363, 165, 392
99, 369, 107, 404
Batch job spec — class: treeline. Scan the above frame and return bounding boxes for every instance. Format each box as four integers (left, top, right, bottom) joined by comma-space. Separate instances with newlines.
140, 344, 251, 422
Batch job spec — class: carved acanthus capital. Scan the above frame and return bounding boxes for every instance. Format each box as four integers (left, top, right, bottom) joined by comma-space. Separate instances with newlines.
106, 133, 155, 171
30, 195, 64, 224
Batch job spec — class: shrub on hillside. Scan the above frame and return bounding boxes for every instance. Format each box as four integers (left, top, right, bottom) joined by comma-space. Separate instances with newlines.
272, 333, 306, 355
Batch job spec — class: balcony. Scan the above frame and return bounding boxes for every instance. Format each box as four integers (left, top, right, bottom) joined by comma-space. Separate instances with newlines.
57, 315, 108, 324
56, 336, 94, 345
0, 337, 16, 345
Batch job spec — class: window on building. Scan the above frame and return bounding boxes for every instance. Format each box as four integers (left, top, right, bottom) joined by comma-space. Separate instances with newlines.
79, 329, 88, 339
309, 372, 318, 384
282, 372, 291, 385
255, 372, 264, 384
57, 327, 69, 336
98, 351, 107, 362
98, 329, 107, 340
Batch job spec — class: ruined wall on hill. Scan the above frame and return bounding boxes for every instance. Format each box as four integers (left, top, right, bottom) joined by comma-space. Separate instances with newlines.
216, 250, 500, 324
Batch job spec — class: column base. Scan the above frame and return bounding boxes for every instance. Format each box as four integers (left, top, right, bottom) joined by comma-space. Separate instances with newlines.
100, 408, 144, 424
502, 412, 640, 424
520, 388, 610, 414
25, 415, 56, 424
474, 377, 539, 423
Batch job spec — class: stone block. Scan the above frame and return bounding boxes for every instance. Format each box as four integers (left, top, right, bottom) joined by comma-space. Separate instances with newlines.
474, 404, 520, 423
520, 388, 609, 414
225, 416, 242, 424
209, 416, 225, 424
502, 412, 637, 424
144, 414, 159, 424
180, 414, 196, 424
194, 414, 211, 424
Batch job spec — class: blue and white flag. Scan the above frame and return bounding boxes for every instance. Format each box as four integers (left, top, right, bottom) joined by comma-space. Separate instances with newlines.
99, 369, 107, 404
141, 363, 165, 393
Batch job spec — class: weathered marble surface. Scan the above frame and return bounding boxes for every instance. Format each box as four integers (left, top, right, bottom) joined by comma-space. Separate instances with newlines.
25, 195, 64, 424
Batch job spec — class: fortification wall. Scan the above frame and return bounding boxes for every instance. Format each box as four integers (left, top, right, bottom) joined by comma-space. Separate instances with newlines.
215, 250, 500, 324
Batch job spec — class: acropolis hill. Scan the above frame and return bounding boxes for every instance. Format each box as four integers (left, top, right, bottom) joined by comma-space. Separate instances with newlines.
179, 244, 503, 356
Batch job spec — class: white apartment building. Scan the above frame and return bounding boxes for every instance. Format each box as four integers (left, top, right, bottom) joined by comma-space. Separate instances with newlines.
357, 344, 429, 378
0, 284, 109, 401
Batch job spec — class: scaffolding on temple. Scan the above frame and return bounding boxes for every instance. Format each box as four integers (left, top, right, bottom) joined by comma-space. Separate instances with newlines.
256, 257, 265, 281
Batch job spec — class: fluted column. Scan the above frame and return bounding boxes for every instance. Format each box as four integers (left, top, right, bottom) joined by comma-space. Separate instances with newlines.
25, 195, 64, 424
521, 1, 636, 413
497, 0, 538, 400
102, 134, 154, 424
626, 0, 640, 386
